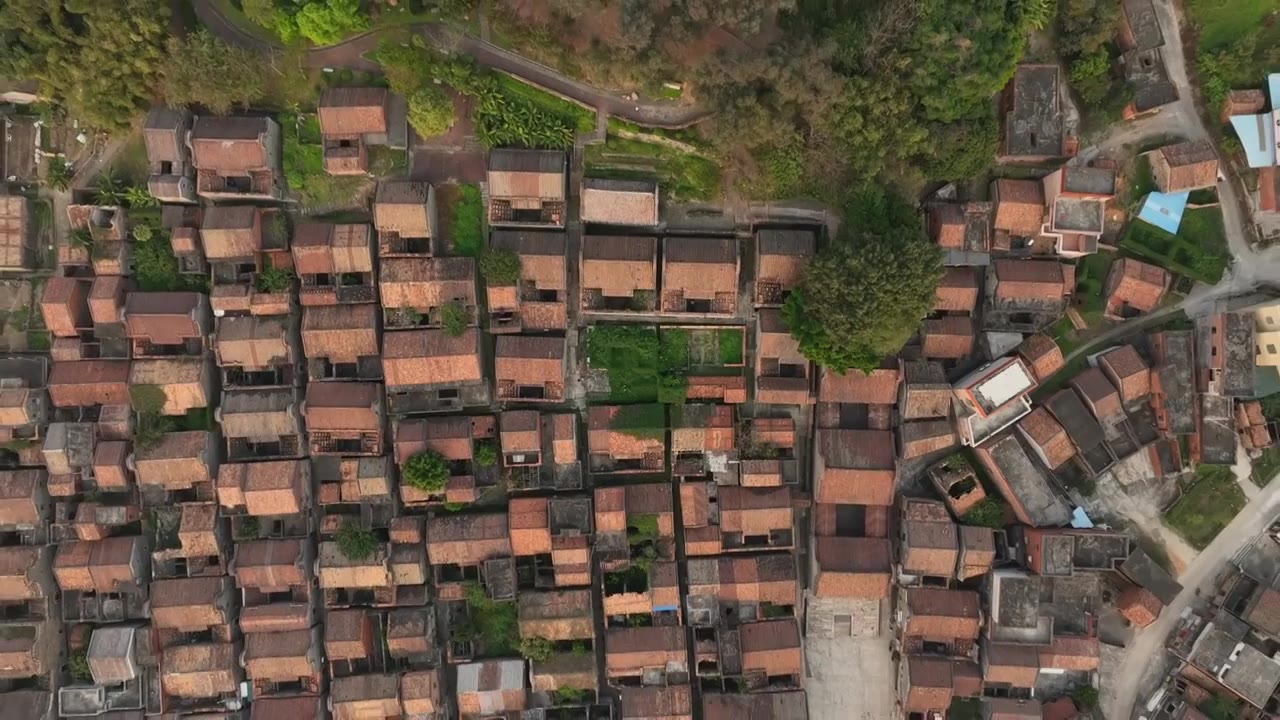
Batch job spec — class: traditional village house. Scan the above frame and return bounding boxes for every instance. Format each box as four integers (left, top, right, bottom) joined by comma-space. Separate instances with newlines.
144, 107, 195, 203
0, 193, 33, 273
200, 205, 289, 315
670, 403, 735, 479
1103, 258, 1169, 320
737, 618, 803, 690
124, 291, 209, 358
998, 64, 1070, 164
1017, 407, 1077, 471
487, 149, 567, 228
509, 495, 592, 588
587, 405, 666, 475
384, 328, 488, 413
1045, 386, 1118, 474
401, 668, 445, 719
811, 536, 893, 602
494, 335, 566, 403
133, 431, 218, 502
898, 655, 983, 717
953, 356, 1038, 447
214, 314, 299, 389
602, 559, 680, 624
1071, 367, 1124, 421
380, 256, 476, 329
393, 415, 497, 505
973, 432, 1072, 527
683, 483, 793, 557
375, 181, 435, 255
301, 304, 381, 381
685, 553, 798, 626
929, 201, 994, 259
385, 607, 436, 665
618, 685, 693, 720
169, 225, 207, 276
1097, 345, 1151, 406
991, 179, 1046, 239
456, 659, 528, 717
251, 695, 325, 720
188, 115, 281, 201
424, 512, 513, 597
921, 315, 976, 363
150, 575, 234, 641
499, 410, 582, 492
318, 87, 391, 175
87, 275, 126, 329
1041, 165, 1116, 257
579, 234, 658, 313
702, 691, 807, 720
488, 230, 568, 332
64, 202, 129, 272
304, 382, 384, 456
754, 310, 813, 405
754, 228, 815, 307
318, 538, 393, 608
323, 609, 378, 678
661, 236, 739, 315
47, 360, 131, 409
59, 624, 150, 717
899, 587, 982, 656
518, 589, 594, 646
330, 674, 400, 720
1149, 140, 1220, 192
129, 357, 212, 417
232, 537, 312, 612
579, 178, 659, 227
606, 625, 688, 684
928, 455, 988, 520
52, 536, 148, 622
1150, 329, 1197, 435
935, 266, 980, 315
815, 429, 896, 507
292, 222, 377, 306
0, 545, 53, 619
40, 277, 90, 340
0, 618, 55, 691
216, 459, 312, 538
737, 417, 799, 488
817, 363, 900, 430
1201, 310, 1256, 398
958, 526, 997, 581
241, 621, 323, 697
1016, 333, 1065, 383
900, 361, 957, 459
899, 499, 959, 585
1237, 400, 1271, 451
595, 484, 676, 575
218, 387, 305, 460
148, 502, 229, 579
985, 260, 1070, 332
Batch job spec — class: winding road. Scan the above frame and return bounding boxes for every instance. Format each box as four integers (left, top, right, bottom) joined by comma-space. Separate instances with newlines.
192, 1, 710, 128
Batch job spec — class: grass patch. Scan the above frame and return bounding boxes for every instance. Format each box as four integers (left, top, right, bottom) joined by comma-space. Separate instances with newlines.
458, 582, 519, 657
1188, 188, 1219, 205
368, 145, 408, 176
1164, 465, 1247, 549
587, 325, 689, 403
718, 328, 743, 364
1123, 154, 1155, 212
1119, 207, 1229, 284
585, 134, 722, 201
1186, 0, 1277, 52
1253, 448, 1280, 487
610, 404, 666, 441
449, 185, 484, 257
493, 73, 596, 134
1073, 251, 1114, 314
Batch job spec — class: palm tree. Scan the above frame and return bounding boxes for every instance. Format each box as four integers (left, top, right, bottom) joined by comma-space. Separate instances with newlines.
124, 186, 158, 209
93, 170, 126, 206
68, 227, 95, 251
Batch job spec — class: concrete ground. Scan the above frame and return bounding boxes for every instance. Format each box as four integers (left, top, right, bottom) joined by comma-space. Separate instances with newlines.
805, 635, 895, 720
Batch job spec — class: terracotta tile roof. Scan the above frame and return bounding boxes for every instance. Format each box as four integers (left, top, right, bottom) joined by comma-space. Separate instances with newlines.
739, 618, 802, 677
1105, 258, 1168, 316
500, 410, 540, 455
200, 205, 261, 259
1117, 585, 1162, 628
1016, 333, 1064, 381
401, 669, 441, 715
233, 538, 306, 591
292, 222, 373, 275
318, 87, 389, 136
0, 469, 43, 526
518, 588, 594, 640
394, 415, 475, 463
324, 609, 372, 661
816, 429, 895, 505
239, 603, 311, 635
936, 267, 980, 312
0, 546, 44, 602
244, 628, 315, 681
818, 366, 900, 404
48, 360, 131, 407
756, 229, 815, 299
1071, 367, 1123, 418
930, 203, 965, 248
134, 431, 212, 490
902, 511, 959, 577
151, 576, 228, 631
124, 292, 202, 345
814, 536, 891, 598
509, 497, 552, 556
495, 335, 565, 387
331, 674, 400, 718
905, 655, 954, 712
1154, 140, 1219, 191
985, 642, 1041, 687
662, 236, 738, 297
580, 235, 657, 298
921, 316, 975, 359
994, 260, 1067, 302
1099, 345, 1150, 402
374, 181, 433, 237
718, 486, 792, 536
491, 230, 567, 290
379, 256, 475, 309
251, 695, 323, 720
993, 179, 1046, 235
905, 588, 981, 640
587, 405, 666, 463
383, 327, 482, 387
301, 304, 379, 362
217, 459, 308, 515
426, 512, 511, 565
488, 148, 567, 199
161, 642, 238, 698
189, 116, 271, 172
606, 625, 686, 675
304, 382, 381, 432
1039, 635, 1099, 671
618, 684, 692, 719
215, 314, 290, 371
902, 361, 952, 420
53, 536, 142, 593
1018, 407, 1076, 469
580, 178, 658, 226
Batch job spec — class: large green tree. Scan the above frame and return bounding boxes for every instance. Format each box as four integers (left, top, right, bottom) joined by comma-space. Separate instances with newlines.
163, 31, 266, 115
782, 193, 943, 373
0, 0, 169, 131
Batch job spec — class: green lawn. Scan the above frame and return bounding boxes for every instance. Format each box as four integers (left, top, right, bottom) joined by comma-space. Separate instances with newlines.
1073, 251, 1114, 314
1119, 207, 1229, 284
586, 325, 662, 403
1186, 0, 1276, 52
442, 185, 484, 257
1123, 154, 1155, 212
585, 134, 722, 201
1164, 465, 1247, 549
1253, 448, 1280, 487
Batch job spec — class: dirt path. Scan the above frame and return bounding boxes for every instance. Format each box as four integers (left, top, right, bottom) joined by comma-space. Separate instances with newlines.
192, 0, 709, 129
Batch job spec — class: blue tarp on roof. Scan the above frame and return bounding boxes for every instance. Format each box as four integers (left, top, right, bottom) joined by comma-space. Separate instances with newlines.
1138, 191, 1189, 234
1071, 507, 1095, 529
1227, 72, 1279, 168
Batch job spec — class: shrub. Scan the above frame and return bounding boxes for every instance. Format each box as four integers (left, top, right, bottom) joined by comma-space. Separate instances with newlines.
474, 441, 498, 468
407, 85, 456, 138
440, 300, 469, 337
1068, 52, 1112, 107
963, 498, 1007, 529
131, 224, 153, 243
1072, 686, 1099, 709
256, 265, 293, 293
134, 412, 174, 451
403, 451, 450, 493
336, 520, 377, 561
479, 249, 521, 286
518, 636, 554, 662
552, 687, 589, 705
130, 385, 167, 415
69, 649, 92, 682
45, 158, 73, 191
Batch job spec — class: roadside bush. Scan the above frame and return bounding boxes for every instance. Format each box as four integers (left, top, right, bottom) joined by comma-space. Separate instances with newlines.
407, 85, 456, 138
402, 451, 450, 493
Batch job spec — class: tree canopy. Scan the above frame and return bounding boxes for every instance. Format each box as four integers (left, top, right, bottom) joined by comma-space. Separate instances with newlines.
0, 0, 169, 131
782, 193, 943, 373
406, 85, 457, 138
163, 30, 266, 115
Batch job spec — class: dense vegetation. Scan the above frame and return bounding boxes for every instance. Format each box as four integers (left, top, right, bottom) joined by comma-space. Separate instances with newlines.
242, 0, 369, 45
402, 451, 450, 493
164, 31, 267, 115
0, 0, 170, 131
783, 192, 943, 372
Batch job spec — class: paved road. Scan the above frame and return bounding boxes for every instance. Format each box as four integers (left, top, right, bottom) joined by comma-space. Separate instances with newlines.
192, 0, 709, 128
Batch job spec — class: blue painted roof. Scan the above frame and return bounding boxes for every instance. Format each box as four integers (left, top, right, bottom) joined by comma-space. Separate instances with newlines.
1228, 73, 1280, 168
1138, 191, 1189, 234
